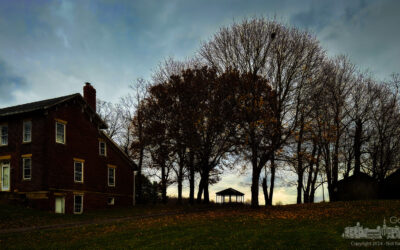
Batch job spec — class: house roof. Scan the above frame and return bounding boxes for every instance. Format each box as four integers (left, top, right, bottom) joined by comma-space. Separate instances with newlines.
0, 92, 137, 169
216, 188, 244, 196
100, 131, 137, 170
0, 93, 107, 129
0, 93, 78, 117
336, 172, 376, 185
385, 169, 400, 182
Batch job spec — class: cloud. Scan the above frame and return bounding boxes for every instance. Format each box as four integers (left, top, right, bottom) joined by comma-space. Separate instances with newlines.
316, 0, 400, 79
0, 59, 27, 106
290, 0, 373, 31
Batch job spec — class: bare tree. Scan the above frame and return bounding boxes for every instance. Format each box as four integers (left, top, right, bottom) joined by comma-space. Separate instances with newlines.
366, 79, 400, 182
200, 17, 324, 207
315, 56, 355, 201
129, 78, 149, 203
96, 99, 123, 140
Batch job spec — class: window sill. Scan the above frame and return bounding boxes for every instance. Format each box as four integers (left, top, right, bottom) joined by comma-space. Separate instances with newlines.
22, 141, 32, 144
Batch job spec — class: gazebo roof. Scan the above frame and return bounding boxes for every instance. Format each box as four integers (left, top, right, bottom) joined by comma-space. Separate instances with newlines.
216, 188, 244, 196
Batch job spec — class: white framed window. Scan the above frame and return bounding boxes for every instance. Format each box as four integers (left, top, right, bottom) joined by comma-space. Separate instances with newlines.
108, 166, 115, 187
74, 194, 83, 214
22, 156, 32, 180
23, 120, 32, 143
107, 197, 115, 205
0, 124, 8, 146
74, 159, 84, 183
99, 141, 106, 156
55, 120, 66, 144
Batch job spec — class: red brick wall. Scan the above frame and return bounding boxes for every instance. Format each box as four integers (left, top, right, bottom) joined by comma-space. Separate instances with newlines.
0, 111, 47, 192
0, 97, 134, 213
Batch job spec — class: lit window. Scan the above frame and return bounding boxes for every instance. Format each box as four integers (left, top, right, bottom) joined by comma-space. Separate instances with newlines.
23, 121, 32, 143
22, 156, 32, 180
107, 197, 115, 205
0, 125, 8, 146
99, 141, 106, 156
55, 121, 66, 144
74, 194, 83, 214
108, 166, 115, 187
74, 160, 84, 183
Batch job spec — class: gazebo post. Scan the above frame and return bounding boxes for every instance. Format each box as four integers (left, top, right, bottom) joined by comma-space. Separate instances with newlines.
229, 195, 231, 203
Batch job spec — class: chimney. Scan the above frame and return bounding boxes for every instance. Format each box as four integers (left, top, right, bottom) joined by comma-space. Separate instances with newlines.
83, 82, 96, 111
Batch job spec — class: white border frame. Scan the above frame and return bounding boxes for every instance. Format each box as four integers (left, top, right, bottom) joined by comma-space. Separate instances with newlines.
74, 161, 84, 183
22, 120, 32, 143
108, 167, 115, 187
99, 141, 107, 156
55, 121, 66, 144
73, 194, 84, 214
22, 157, 32, 180
0, 124, 8, 146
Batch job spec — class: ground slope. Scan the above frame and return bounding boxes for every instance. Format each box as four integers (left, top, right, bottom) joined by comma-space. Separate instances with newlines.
1, 200, 399, 249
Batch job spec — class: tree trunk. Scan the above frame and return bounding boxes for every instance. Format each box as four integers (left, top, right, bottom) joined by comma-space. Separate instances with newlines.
197, 174, 204, 204
137, 151, 143, 204
296, 117, 304, 204
262, 177, 269, 205
177, 152, 184, 204
328, 183, 335, 202
297, 170, 303, 204
333, 124, 340, 186
372, 147, 377, 179
309, 147, 321, 203
161, 163, 167, 204
304, 169, 312, 203
177, 167, 183, 204
345, 151, 352, 178
354, 118, 362, 175
304, 143, 317, 203
203, 171, 210, 204
251, 163, 261, 208
189, 151, 195, 205
268, 154, 276, 206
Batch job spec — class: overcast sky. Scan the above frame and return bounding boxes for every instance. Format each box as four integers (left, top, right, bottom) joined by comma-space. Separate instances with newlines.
0, 0, 399, 204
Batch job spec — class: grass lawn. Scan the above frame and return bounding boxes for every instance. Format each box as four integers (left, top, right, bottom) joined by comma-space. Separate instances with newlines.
1, 200, 400, 249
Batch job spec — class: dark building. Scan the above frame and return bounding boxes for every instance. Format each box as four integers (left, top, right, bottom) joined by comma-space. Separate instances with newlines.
332, 172, 379, 201
0, 83, 136, 214
380, 169, 400, 199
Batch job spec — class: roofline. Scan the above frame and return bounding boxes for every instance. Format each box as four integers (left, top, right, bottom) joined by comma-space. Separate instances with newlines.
100, 131, 138, 170
0, 93, 80, 117
74, 95, 108, 129
0, 93, 108, 129
216, 188, 244, 195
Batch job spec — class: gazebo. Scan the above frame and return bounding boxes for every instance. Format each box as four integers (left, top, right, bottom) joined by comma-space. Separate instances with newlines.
216, 188, 244, 203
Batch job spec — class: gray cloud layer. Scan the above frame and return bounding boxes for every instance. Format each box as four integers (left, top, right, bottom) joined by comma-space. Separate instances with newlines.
0, 59, 27, 104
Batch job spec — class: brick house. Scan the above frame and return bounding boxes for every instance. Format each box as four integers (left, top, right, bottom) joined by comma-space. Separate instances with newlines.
0, 83, 137, 214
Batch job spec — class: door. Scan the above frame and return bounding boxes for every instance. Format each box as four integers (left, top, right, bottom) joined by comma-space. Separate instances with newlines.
1, 161, 10, 191
55, 197, 65, 214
